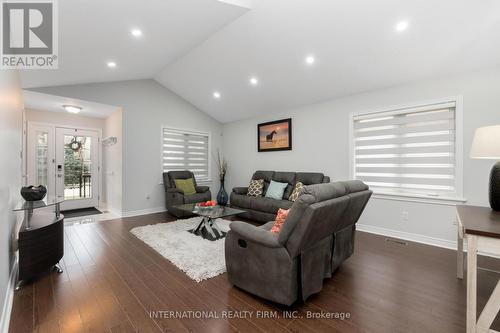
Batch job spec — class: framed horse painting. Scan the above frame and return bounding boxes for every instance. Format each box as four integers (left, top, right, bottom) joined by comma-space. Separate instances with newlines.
257, 118, 292, 152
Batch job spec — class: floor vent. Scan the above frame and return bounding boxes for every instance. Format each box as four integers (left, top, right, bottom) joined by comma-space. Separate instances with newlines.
385, 238, 408, 246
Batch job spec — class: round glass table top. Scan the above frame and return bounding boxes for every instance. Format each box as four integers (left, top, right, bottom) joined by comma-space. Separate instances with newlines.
13, 197, 64, 211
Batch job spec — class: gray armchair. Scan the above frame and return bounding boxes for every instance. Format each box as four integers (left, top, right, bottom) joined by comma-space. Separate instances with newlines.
163, 171, 211, 218
225, 180, 372, 305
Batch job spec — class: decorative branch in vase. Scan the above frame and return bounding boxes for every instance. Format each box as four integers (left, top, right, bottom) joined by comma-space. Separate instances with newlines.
214, 149, 228, 206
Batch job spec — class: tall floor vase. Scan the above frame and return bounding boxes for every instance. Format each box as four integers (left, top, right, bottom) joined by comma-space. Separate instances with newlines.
217, 180, 228, 206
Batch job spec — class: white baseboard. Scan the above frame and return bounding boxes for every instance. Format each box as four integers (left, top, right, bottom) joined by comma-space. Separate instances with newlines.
98, 202, 123, 217
356, 223, 457, 250
121, 207, 166, 218
356, 223, 500, 259
0, 255, 18, 333
107, 208, 123, 218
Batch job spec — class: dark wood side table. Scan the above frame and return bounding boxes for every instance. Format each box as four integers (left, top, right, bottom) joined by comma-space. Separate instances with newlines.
456, 205, 500, 333
13, 198, 65, 289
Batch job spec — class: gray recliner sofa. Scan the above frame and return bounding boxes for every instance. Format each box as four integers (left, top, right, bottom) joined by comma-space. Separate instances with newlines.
230, 170, 330, 223
225, 180, 372, 306
163, 171, 211, 218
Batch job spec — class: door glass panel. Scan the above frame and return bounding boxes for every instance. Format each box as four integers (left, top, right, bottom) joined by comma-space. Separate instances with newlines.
36, 131, 48, 186
64, 135, 92, 200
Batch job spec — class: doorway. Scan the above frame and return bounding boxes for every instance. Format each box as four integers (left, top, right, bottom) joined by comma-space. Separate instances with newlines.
27, 123, 101, 211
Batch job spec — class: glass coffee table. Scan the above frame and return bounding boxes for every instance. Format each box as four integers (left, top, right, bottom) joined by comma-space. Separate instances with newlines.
173, 203, 246, 241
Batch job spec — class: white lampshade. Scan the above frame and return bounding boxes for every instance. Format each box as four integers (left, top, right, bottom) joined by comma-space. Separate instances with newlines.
470, 125, 500, 159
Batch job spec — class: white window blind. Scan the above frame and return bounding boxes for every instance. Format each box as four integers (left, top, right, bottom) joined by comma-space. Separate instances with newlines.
162, 128, 210, 181
352, 101, 458, 198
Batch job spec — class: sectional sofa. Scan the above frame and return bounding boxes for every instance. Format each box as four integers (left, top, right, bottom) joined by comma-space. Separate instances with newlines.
226, 181, 372, 305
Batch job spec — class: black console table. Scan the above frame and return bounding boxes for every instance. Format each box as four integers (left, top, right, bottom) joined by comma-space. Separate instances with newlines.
13, 198, 64, 289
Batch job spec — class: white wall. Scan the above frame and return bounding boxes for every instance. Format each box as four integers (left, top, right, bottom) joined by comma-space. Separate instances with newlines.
0, 70, 24, 331
25, 108, 106, 129
223, 66, 500, 246
32, 79, 224, 214
103, 109, 123, 214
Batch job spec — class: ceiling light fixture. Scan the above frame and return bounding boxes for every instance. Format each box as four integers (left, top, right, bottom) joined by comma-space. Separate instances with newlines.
305, 55, 315, 65
213, 91, 221, 99
63, 105, 82, 114
131, 29, 143, 37
249, 77, 259, 86
107, 61, 117, 68
395, 21, 409, 32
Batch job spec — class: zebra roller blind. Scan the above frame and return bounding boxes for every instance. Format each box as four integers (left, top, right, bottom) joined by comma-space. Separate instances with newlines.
162, 128, 210, 181
352, 101, 458, 198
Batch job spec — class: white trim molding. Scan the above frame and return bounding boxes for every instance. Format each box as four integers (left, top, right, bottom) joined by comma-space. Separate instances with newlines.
0, 255, 18, 333
372, 193, 467, 206
356, 223, 457, 250
121, 207, 166, 218
357, 223, 500, 259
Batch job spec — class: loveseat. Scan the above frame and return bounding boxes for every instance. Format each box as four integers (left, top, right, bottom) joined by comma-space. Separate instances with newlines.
230, 170, 330, 222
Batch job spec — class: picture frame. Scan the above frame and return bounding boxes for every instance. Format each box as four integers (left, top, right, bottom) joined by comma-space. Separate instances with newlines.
257, 118, 292, 152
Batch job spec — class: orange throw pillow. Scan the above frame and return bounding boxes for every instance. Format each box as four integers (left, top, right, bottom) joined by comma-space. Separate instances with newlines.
271, 208, 290, 234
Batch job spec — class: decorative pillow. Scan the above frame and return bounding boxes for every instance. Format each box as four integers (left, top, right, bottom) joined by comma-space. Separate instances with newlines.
271, 209, 290, 234
174, 178, 196, 195
265, 180, 288, 200
247, 179, 265, 197
288, 181, 305, 202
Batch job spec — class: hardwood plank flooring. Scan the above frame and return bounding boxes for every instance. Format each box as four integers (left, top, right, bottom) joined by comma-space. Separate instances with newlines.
8, 212, 500, 332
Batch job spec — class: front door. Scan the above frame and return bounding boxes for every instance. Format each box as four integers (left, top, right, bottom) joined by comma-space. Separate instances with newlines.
55, 127, 99, 210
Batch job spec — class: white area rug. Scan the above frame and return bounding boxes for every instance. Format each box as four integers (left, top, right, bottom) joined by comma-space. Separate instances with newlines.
130, 217, 231, 282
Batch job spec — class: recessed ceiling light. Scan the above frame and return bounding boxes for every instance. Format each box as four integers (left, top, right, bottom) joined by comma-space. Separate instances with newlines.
131, 29, 143, 37
63, 105, 82, 114
395, 21, 409, 32
107, 61, 117, 68
249, 77, 259, 86
213, 91, 221, 99
305, 55, 315, 65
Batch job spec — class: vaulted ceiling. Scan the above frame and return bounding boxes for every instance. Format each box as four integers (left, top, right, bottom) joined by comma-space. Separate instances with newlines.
20, 0, 249, 88
21, 0, 500, 123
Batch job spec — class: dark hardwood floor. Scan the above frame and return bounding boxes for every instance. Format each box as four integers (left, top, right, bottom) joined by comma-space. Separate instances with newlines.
8, 212, 500, 333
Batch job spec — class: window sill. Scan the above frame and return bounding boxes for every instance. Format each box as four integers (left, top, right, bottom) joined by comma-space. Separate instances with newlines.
372, 192, 467, 206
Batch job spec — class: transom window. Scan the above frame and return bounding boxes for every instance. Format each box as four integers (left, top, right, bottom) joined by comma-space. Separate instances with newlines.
351, 99, 462, 200
161, 128, 210, 181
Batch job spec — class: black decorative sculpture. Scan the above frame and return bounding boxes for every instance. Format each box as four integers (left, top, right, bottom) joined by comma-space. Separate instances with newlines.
20, 185, 47, 201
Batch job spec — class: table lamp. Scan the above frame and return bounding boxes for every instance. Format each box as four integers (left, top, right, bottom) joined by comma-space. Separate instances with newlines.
470, 125, 500, 211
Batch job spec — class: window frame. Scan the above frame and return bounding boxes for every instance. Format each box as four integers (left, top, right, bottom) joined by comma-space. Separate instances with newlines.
160, 126, 212, 184
349, 96, 465, 204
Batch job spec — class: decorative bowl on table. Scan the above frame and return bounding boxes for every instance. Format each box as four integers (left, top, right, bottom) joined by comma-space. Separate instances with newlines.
195, 201, 218, 212
20, 185, 47, 201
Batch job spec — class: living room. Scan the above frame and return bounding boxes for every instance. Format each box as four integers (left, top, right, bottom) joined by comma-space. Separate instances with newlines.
1, 0, 500, 332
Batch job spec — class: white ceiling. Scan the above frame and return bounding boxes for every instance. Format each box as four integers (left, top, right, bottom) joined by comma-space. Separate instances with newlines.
20, 0, 249, 88
22, 0, 500, 123
23, 90, 119, 118
156, 0, 500, 122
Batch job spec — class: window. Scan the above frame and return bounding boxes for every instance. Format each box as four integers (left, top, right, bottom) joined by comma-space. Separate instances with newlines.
351, 98, 462, 200
161, 128, 210, 182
